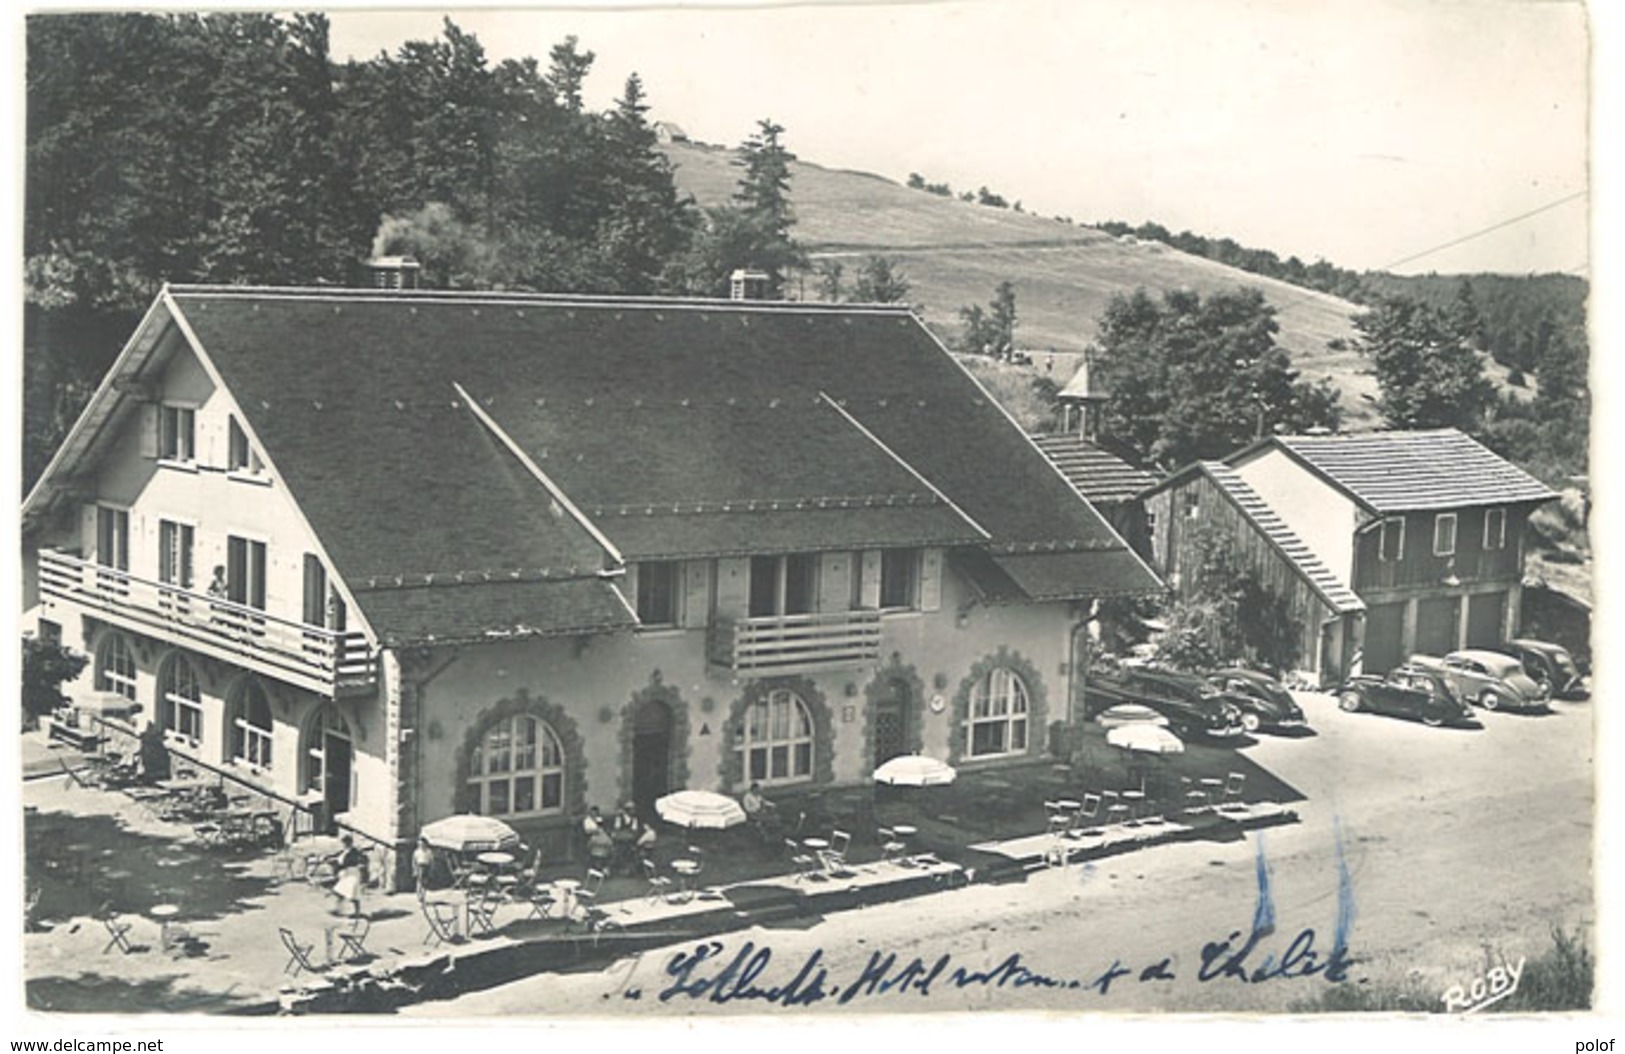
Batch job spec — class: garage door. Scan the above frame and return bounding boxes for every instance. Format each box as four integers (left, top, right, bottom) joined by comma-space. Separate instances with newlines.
1417, 596, 1462, 656
1364, 602, 1406, 673
1466, 591, 1506, 647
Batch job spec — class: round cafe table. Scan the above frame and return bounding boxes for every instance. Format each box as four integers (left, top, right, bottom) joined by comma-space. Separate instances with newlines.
553, 877, 581, 920
801, 837, 829, 850
671, 858, 701, 900
149, 904, 180, 953
476, 851, 515, 869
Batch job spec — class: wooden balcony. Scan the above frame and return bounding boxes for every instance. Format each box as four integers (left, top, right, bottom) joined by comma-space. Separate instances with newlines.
37, 548, 376, 698
707, 609, 884, 676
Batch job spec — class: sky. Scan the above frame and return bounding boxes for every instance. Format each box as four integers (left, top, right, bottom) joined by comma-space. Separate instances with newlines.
320, 0, 1593, 277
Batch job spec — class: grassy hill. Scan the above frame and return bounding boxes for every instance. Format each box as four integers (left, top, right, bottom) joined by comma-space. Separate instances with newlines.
662, 139, 1513, 432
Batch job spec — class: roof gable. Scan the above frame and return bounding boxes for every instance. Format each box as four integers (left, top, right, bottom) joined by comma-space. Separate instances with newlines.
1032, 433, 1158, 504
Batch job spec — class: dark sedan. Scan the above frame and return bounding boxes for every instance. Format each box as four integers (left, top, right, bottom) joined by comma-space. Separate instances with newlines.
1493, 639, 1588, 699
1085, 658, 1249, 740
1337, 664, 1476, 727
1206, 668, 1309, 733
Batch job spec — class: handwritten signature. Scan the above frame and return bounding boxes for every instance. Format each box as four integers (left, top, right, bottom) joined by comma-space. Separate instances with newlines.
629, 827, 1356, 1007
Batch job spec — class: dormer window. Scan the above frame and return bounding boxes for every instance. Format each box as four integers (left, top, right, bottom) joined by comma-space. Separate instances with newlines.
228, 416, 264, 475
158, 404, 195, 463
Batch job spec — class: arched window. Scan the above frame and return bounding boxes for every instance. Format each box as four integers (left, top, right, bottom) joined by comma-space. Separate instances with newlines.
159, 654, 203, 743
469, 714, 564, 817
95, 634, 137, 701
742, 688, 813, 784
229, 678, 273, 769
966, 667, 1028, 758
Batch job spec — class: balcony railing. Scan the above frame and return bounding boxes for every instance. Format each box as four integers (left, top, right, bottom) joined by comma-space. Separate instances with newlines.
708, 609, 884, 676
37, 548, 376, 697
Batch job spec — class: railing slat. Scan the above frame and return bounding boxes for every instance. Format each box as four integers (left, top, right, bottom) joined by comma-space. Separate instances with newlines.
37, 549, 376, 694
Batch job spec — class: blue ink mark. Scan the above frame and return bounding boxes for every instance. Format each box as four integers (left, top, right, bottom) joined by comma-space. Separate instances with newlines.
1252, 832, 1276, 937
1333, 815, 1357, 963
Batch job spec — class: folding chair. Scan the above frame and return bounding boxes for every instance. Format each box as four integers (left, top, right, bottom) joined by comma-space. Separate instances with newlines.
876, 826, 907, 863
280, 926, 326, 976
336, 917, 371, 962
421, 898, 463, 947
519, 880, 557, 920
785, 839, 819, 882
98, 904, 133, 954
466, 890, 501, 937
820, 830, 852, 877
1222, 771, 1246, 804
1180, 777, 1210, 813
642, 857, 674, 903
571, 868, 606, 928
1102, 790, 1130, 826
1068, 793, 1103, 838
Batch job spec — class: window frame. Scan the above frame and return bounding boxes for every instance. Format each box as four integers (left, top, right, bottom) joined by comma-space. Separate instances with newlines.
748, 554, 819, 618
158, 404, 197, 465
96, 505, 130, 572
96, 634, 138, 701
227, 415, 266, 477
227, 535, 268, 610
1483, 507, 1507, 551
635, 560, 681, 628
965, 666, 1031, 759
159, 654, 204, 745
741, 688, 815, 786
468, 713, 565, 818
1433, 513, 1458, 558
879, 549, 921, 610
229, 678, 274, 769
158, 519, 195, 590
1377, 517, 1406, 563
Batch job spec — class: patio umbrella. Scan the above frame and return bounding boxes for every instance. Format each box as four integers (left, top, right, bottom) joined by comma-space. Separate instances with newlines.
655, 790, 747, 830
873, 754, 958, 787
1106, 723, 1184, 754
1093, 703, 1169, 730
420, 814, 521, 853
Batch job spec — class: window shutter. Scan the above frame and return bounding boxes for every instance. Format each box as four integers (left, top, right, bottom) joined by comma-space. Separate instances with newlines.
859, 551, 882, 609
681, 561, 711, 628
919, 549, 942, 612
80, 505, 97, 558
714, 557, 749, 616
138, 403, 160, 459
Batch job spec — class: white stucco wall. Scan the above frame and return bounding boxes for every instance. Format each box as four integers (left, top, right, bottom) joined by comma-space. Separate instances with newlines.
1231, 447, 1359, 583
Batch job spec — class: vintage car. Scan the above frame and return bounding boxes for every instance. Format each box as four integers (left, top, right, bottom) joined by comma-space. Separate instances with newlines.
1408, 650, 1551, 712
1337, 663, 1475, 726
1205, 668, 1309, 733
1084, 658, 1248, 740
1492, 639, 1588, 699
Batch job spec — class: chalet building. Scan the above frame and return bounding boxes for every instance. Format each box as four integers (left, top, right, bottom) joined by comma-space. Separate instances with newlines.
1143, 429, 1555, 681
22, 285, 1160, 885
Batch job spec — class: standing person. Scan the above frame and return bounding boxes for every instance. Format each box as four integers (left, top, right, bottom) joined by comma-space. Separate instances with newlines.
411, 836, 436, 894
328, 835, 367, 918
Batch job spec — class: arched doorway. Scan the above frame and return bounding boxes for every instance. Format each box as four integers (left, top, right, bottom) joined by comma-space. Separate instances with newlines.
631, 698, 673, 821
303, 705, 354, 832
872, 677, 911, 765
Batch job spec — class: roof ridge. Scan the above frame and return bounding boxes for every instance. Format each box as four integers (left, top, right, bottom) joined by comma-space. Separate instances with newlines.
165, 283, 915, 317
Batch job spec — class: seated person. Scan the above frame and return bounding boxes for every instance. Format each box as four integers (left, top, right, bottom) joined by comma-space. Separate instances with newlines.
610, 803, 655, 873
740, 781, 780, 837
583, 805, 614, 869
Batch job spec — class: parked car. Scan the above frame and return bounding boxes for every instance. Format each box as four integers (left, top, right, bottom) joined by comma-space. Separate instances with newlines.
1492, 639, 1588, 699
1084, 658, 1248, 740
1205, 668, 1309, 733
1408, 650, 1551, 713
1337, 663, 1475, 727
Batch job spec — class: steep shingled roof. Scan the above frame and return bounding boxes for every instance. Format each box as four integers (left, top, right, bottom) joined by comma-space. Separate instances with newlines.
1234, 429, 1556, 513
1032, 433, 1159, 505
152, 287, 1159, 639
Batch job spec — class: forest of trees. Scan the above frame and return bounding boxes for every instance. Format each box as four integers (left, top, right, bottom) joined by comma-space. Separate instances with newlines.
24, 13, 805, 489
